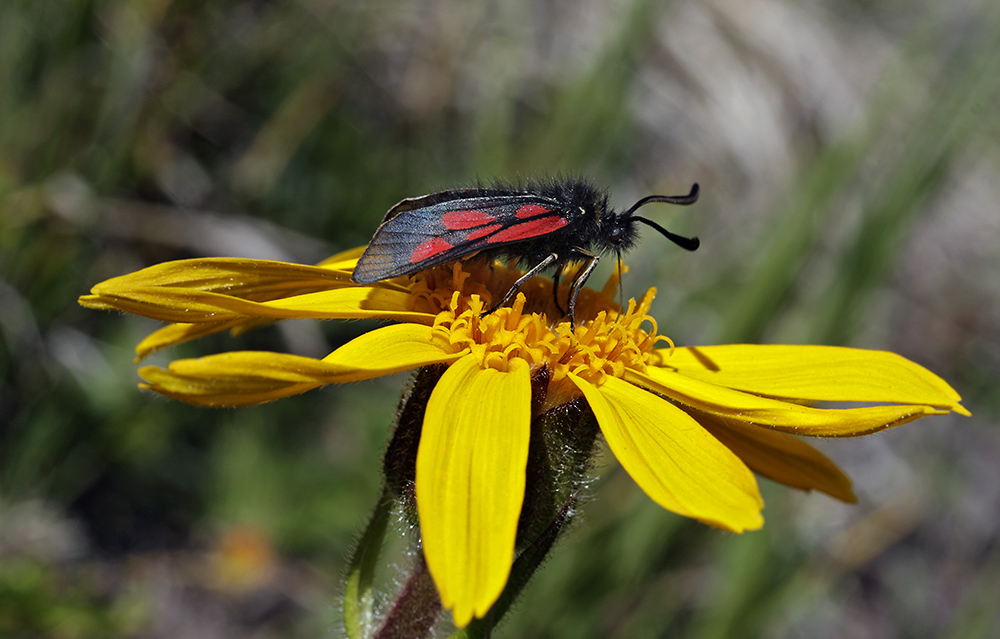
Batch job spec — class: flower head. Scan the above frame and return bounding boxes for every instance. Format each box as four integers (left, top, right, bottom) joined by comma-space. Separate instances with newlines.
80, 249, 969, 627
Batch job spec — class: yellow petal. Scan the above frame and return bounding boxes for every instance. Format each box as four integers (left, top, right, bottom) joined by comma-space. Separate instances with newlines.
81, 285, 431, 323
693, 410, 857, 503
137, 303, 428, 361
139, 324, 461, 405
138, 352, 343, 406
79, 256, 430, 323
416, 356, 531, 627
629, 367, 949, 437
659, 345, 969, 416
322, 323, 464, 380
81, 286, 263, 322
87, 258, 353, 295
569, 373, 764, 533
261, 288, 432, 321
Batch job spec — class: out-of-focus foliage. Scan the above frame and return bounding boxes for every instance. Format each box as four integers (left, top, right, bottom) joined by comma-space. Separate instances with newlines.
1, 0, 999, 637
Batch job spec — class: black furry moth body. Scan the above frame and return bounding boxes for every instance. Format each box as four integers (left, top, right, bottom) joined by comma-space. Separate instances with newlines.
352, 179, 701, 327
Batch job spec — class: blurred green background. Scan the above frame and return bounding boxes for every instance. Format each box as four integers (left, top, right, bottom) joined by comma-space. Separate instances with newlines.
2, 0, 999, 637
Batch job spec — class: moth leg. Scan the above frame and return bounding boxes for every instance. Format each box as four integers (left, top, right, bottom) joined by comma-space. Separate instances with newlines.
567, 249, 600, 332
483, 253, 559, 316
552, 264, 566, 316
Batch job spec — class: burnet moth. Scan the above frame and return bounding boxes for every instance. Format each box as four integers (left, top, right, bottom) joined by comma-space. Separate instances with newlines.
352, 179, 700, 326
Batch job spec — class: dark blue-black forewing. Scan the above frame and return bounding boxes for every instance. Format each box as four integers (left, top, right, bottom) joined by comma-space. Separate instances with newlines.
352, 193, 570, 284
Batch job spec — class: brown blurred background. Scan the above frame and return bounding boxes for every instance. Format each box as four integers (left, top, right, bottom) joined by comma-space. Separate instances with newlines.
2, 0, 999, 637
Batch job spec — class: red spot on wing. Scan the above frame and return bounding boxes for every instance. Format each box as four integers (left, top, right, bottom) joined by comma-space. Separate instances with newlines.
515, 204, 553, 219
411, 237, 455, 263
441, 209, 496, 230
487, 216, 568, 243
465, 224, 503, 240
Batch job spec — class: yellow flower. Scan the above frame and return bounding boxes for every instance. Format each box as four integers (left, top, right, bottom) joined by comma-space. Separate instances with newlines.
79, 248, 969, 627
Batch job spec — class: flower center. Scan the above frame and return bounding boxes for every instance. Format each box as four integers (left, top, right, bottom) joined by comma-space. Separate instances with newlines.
419, 262, 672, 384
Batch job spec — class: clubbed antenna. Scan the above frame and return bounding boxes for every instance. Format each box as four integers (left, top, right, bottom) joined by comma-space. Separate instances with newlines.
626, 183, 700, 251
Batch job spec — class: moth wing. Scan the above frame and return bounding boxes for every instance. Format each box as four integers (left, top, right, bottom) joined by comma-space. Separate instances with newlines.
352, 194, 569, 284
379, 188, 485, 224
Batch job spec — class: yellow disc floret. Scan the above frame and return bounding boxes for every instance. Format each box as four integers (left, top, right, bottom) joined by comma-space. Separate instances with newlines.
561, 293, 673, 385
430, 292, 561, 373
